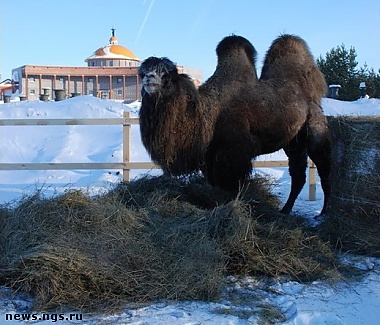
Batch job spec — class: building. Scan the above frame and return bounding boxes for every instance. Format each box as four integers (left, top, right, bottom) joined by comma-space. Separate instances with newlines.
10, 29, 202, 101
0, 79, 17, 102
11, 29, 141, 101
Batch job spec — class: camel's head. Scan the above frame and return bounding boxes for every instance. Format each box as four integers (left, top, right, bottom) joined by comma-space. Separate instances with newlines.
139, 57, 178, 96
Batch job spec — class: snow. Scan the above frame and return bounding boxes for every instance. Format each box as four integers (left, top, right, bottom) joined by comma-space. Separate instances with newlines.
1, 96, 379, 324
328, 84, 341, 88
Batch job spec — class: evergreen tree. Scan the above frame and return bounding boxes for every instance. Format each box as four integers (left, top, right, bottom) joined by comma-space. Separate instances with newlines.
317, 45, 380, 100
361, 67, 380, 98
317, 44, 359, 100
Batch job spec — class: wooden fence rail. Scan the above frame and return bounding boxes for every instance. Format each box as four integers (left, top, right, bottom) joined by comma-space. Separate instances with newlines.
0, 111, 317, 200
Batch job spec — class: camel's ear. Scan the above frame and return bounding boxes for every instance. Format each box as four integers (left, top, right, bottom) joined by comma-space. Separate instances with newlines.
161, 57, 178, 74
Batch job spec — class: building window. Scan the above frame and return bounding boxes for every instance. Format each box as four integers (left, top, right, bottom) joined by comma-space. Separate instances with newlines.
30, 89, 36, 95
28, 77, 35, 82
117, 90, 122, 95
117, 78, 122, 83
88, 78, 94, 83
59, 77, 64, 82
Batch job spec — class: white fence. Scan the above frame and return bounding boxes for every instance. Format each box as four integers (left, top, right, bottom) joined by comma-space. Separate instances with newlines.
0, 111, 317, 200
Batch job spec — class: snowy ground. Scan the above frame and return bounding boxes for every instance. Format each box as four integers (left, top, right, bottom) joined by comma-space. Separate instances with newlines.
0, 96, 379, 324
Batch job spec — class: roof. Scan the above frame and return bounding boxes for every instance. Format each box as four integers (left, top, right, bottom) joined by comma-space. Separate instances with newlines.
85, 31, 140, 62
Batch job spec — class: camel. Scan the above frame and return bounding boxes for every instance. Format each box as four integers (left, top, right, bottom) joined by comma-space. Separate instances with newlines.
139, 34, 331, 215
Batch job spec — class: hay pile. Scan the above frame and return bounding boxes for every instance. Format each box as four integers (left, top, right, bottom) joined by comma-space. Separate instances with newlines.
322, 116, 380, 255
0, 175, 336, 313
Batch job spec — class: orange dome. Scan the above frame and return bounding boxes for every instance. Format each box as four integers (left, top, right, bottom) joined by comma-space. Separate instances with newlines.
91, 44, 138, 60
85, 30, 140, 63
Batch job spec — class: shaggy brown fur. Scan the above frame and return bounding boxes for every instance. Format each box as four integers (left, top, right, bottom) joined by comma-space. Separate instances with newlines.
205, 35, 331, 215
138, 57, 202, 174
138, 35, 258, 175
139, 34, 331, 215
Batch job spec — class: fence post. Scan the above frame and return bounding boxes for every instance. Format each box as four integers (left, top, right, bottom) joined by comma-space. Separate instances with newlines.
308, 162, 317, 201
123, 111, 131, 181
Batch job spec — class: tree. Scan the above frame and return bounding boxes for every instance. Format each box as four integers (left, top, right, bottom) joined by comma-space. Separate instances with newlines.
317, 44, 359, 100
358, 66, 380, 98
317, 45, 380, 100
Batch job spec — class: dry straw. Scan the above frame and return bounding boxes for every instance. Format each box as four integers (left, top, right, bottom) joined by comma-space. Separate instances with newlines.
322, 116, 380, 255
1, 174, 337, 313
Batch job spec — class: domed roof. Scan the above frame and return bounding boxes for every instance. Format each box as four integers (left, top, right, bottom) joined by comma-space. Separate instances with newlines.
85, 29, 140, 63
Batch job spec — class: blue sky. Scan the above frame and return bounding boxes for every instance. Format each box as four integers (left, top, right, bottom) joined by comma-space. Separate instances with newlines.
1, 0, 379, 80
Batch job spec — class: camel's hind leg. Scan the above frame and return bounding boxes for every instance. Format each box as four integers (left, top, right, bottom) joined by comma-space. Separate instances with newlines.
306, 103, 331, 216
281, 144, 308, 214
307, 148, 331, 215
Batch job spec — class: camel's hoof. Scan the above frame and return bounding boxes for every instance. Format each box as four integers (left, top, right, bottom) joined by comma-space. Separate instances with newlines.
279, 208, 291, 215
314, 213, 326, 221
